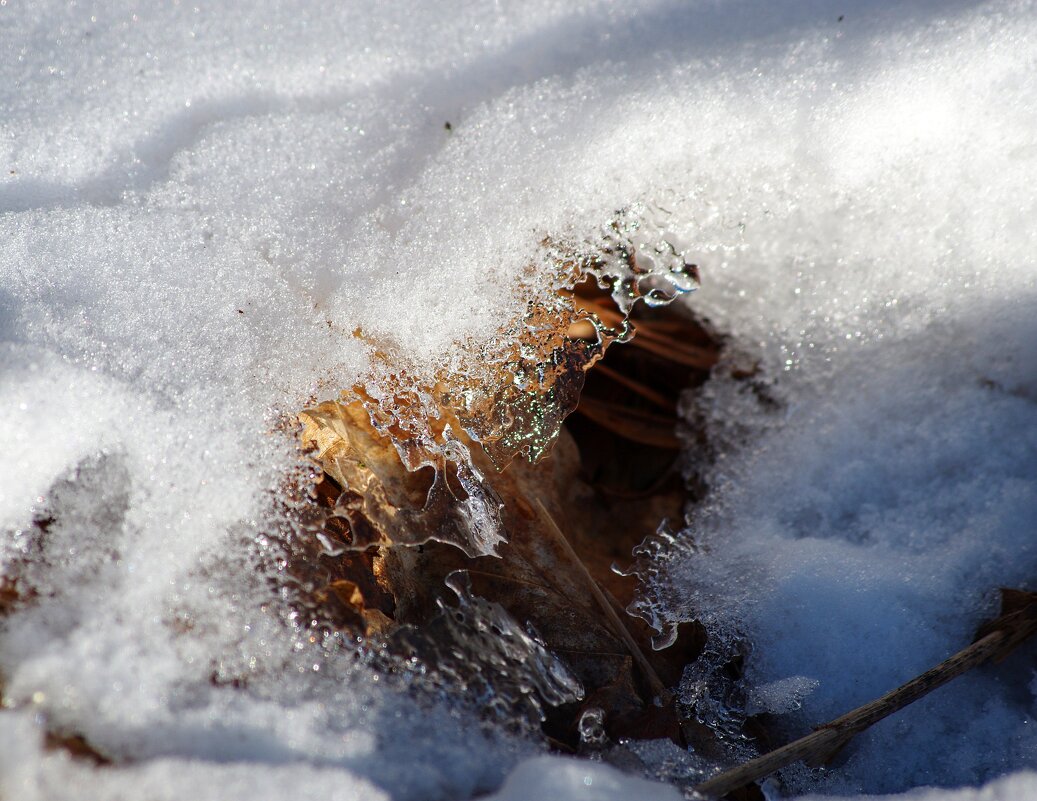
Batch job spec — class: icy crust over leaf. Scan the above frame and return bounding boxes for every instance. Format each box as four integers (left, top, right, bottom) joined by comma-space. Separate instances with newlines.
617, 522, 696, 651
326, 205, 697, 557
294, 406, 584, 730
388, 572, 584, 731
300, 400, 506, 557
619, 521, 760, 763
676, 624, 753, 754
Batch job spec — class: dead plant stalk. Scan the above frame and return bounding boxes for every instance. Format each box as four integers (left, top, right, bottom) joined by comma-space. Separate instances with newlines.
694, 593, 1037, 798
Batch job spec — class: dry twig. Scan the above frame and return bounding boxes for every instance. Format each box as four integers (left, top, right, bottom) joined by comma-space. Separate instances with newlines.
694, 589, 1037, 799
535, 499, 671, 703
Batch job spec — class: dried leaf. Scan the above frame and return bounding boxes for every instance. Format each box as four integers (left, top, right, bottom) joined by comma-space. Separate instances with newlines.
292, 237, 726, 748
299, 400, 505, 557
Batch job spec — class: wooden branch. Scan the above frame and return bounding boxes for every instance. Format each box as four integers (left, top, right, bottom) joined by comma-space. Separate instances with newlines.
694, 590, 1037, 799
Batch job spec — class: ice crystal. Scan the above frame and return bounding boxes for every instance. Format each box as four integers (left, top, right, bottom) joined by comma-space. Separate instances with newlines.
340, 205, 698, 557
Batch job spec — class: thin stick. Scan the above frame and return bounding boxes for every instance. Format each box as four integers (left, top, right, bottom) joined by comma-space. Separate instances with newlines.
535, 499, 671, 702
574, 396, 681, 449
694, 604, 1037, 799
575, 296, 719, 369
626, 331, 719, 370
593, 361, 677, 412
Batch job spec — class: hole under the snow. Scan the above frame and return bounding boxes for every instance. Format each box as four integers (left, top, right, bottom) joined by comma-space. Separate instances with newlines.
283, 216, 776, 790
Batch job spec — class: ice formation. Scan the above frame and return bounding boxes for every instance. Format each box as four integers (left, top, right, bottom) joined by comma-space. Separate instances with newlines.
335, 203, 697, 558
2, 0, 1037, 800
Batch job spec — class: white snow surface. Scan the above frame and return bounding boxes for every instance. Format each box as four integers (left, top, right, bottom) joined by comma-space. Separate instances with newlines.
484, 755, 683, 801
2, 0, 1036, 800
795, 772, 1037, 801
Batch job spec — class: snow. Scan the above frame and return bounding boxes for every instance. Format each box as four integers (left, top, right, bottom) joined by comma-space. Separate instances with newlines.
2, 0, 1036, 800
0, 709, 391, 801
796, 773, 1037, 801
484, 755, 683, 801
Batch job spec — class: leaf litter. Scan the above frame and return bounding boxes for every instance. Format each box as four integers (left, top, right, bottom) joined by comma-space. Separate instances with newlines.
289, 204, 758, 781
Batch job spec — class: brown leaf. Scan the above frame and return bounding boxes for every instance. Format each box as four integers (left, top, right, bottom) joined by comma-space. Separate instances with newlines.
299, 400, 505, 557
293, 276, 726, 750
